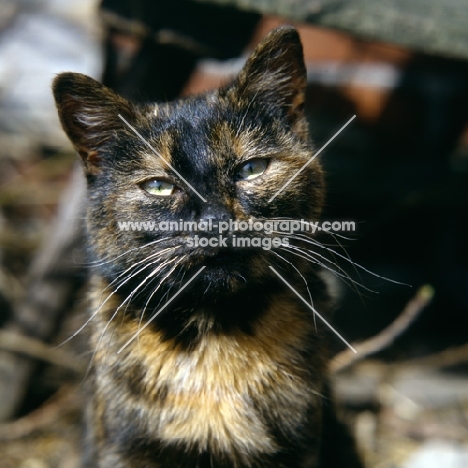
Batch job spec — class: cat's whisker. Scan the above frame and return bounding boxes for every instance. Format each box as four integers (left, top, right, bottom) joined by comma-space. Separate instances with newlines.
268, 249, 317, 329
279, 243, 358, 288
90, 256, 182, 374
271, 230, 355, 278
284, 234, 348, 271
136, 256, 187, 347
102, 244, 180, 287
316, 227, 356, 242
277, 229, 367, 298
284, 231, 350, 263
111, 247, 181, 306
315, 231, 366, 295
203, 281, 212, 297
104, 259, 182, 366
58, 246, 182, 347
104, 256, 180, 337
106, 255, 181, 341
117, 265, 206, 354
133, 260, 189, 354
85, 237, 173, 267
267, 216, 356, 241
278, 244, 374, 294
84, 260, 164, 376
285, 231, 409, 286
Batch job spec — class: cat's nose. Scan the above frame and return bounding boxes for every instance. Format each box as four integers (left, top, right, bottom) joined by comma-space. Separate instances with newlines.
200, 203, 230, 222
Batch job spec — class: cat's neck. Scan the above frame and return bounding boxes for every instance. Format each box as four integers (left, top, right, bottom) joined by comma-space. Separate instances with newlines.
88, 274, 326, 365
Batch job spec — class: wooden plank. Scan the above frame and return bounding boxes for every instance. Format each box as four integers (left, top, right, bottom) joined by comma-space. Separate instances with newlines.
192, 0, 468, 59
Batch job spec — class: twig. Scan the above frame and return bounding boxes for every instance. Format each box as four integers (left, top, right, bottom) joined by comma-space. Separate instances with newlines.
0, 385, 81, 440
0, 329, 85, 373
404, 342, 468, 369
0, 165, 86, 421
330, 284, 434, 374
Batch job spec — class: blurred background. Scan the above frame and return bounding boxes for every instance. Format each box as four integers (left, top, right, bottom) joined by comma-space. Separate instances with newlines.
0, 0, 467, 467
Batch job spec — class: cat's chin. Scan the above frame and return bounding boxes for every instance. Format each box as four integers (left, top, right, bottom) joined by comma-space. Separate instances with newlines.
202, 265, 247, 292
185, 250, 264, 298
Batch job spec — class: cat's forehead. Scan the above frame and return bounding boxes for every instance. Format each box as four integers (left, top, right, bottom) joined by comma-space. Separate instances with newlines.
143, 93, 276, 160
148, 93, 233, 134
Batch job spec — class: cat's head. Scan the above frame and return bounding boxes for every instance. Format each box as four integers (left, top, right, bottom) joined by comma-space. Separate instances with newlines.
53, 26, 324, 305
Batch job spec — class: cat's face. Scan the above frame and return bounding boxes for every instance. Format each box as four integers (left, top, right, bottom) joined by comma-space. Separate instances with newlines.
53, 27, 324, 305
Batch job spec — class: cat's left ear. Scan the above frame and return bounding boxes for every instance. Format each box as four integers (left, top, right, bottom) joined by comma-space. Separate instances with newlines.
53, 72, 137, 175
231, 26, 308, 137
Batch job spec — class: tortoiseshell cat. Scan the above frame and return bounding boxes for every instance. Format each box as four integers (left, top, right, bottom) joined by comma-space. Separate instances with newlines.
53, 27, 362, 468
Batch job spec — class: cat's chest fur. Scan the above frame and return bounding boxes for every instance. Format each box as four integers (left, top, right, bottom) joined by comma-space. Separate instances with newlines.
89, 278, 325, 467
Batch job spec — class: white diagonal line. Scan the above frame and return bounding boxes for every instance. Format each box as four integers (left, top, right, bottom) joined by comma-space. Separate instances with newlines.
118, 114, 207, 202
117, 266, 206, 354
269, 265, 357, 353
268, 115, 356, 203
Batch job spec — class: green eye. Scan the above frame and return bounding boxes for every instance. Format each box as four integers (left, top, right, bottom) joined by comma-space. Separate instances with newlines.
141, 179, 175, 196
237, 159, 268, 181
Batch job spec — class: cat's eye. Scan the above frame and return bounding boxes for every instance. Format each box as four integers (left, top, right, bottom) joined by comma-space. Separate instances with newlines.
236, 159, 268, 181
141, 179, 175, 196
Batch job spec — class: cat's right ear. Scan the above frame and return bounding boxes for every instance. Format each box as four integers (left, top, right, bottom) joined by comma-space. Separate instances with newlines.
53, 73, 136, 174
229, 26, 308, 137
